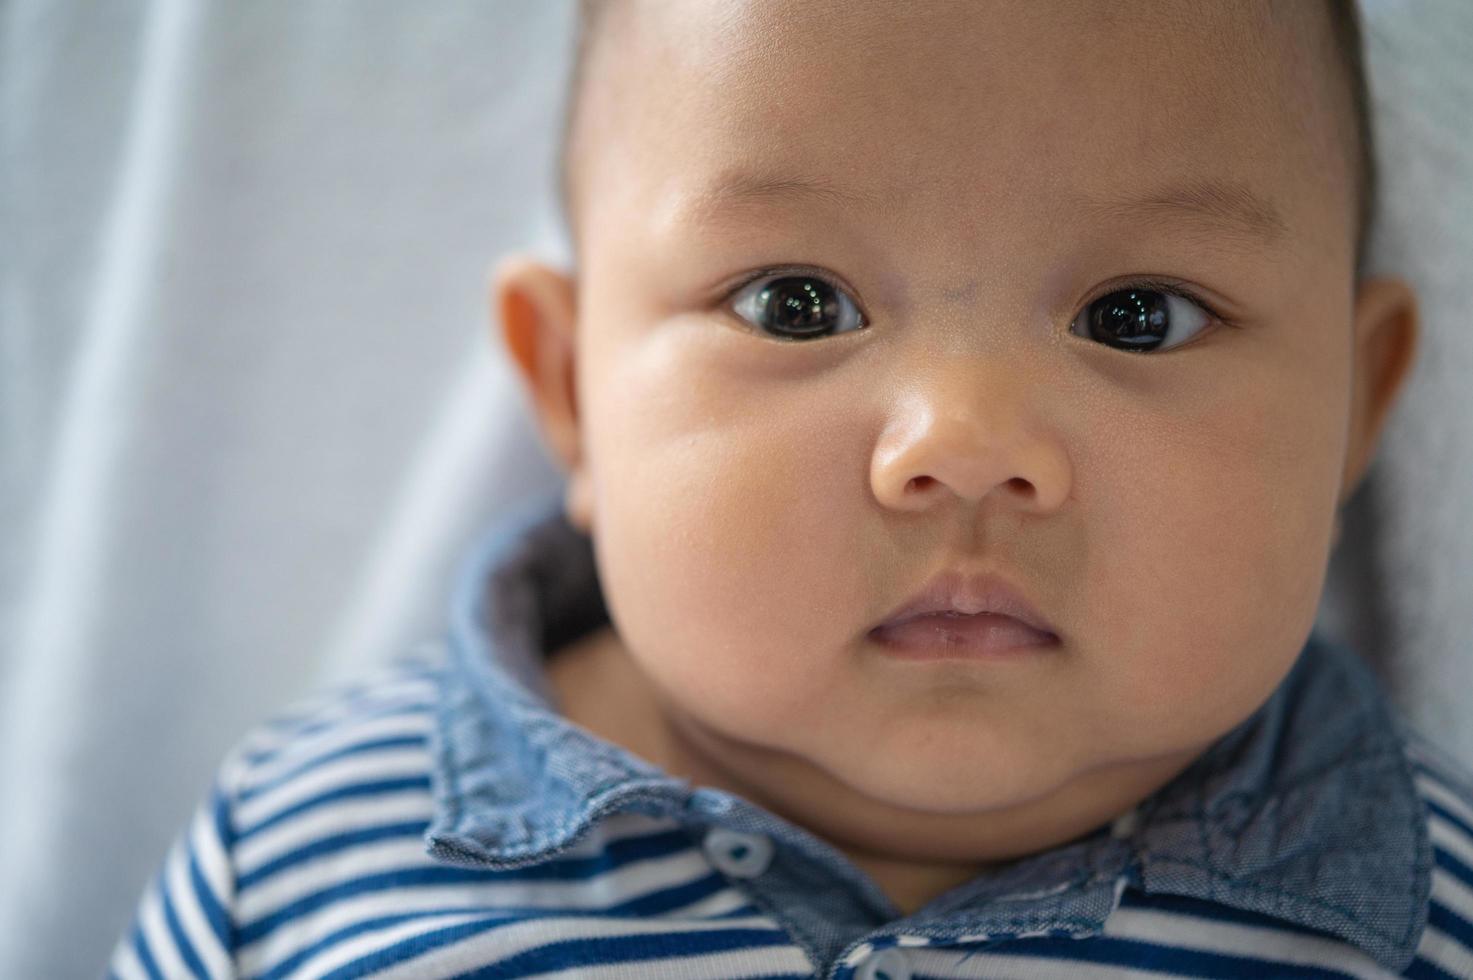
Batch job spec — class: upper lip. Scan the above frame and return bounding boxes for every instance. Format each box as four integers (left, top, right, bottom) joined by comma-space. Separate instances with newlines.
872, 569, 1060, 638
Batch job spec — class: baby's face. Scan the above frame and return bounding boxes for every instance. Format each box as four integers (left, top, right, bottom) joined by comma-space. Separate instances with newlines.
532, 0, 1412, 859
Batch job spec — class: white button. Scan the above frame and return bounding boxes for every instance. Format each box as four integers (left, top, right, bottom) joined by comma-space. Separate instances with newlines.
856, 947, 911, 980
702, 827, 773, 878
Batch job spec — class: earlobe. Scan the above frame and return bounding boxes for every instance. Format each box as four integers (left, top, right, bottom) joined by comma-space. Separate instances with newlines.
564, 471, 595, 534
1340, 276, 1420, 504
490, 255, 587, 497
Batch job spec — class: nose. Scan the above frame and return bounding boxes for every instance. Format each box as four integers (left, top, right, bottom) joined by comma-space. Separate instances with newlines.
870, 361, 1072, 514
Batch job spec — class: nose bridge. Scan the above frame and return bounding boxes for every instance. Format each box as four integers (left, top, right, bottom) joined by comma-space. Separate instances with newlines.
903, 333, 1036, 431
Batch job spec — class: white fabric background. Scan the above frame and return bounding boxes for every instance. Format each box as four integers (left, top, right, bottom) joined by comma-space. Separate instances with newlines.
1, 2, 1468, 975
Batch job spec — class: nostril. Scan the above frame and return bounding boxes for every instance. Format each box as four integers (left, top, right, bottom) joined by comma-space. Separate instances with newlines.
906, 476, 938, 494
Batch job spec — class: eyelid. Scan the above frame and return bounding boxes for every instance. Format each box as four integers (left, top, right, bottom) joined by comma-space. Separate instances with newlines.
1080, 276, 1235, 330
723, 264, 866, 308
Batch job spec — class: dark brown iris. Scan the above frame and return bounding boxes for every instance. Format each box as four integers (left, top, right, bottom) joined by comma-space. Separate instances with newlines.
1087, 290, 1170, 352
755, 277, 842, 337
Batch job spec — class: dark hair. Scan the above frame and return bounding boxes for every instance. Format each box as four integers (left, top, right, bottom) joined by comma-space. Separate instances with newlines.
556, 0, 1376, 278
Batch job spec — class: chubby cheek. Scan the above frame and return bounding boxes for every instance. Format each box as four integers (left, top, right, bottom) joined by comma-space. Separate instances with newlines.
1076, 353, 1346, 755
581, 330, 875, 735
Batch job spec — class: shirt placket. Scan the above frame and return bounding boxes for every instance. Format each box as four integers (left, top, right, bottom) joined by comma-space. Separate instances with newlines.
682, 795, 1136, 979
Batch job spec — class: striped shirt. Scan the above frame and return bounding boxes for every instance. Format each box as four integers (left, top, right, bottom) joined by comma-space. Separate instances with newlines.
108, 492, 1473, 979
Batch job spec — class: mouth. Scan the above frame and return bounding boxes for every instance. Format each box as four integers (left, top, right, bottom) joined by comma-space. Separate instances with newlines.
868, 569, 1061, 661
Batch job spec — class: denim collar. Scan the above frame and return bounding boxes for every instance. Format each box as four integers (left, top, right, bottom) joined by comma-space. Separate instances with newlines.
423, 491, 1431, 973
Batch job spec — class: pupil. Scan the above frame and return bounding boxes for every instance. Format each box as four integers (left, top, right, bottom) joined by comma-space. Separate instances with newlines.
1090, 290, 1169, 352
757, 277, 840, 336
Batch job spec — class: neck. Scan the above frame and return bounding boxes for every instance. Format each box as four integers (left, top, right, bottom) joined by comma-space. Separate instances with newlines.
545, 623, 1192, 917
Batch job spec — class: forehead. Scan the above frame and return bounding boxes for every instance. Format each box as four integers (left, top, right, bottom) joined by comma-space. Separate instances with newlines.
578, 0, 1350, 269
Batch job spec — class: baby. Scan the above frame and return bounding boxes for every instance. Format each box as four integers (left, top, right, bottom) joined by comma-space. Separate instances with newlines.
109, 1, 1473, 978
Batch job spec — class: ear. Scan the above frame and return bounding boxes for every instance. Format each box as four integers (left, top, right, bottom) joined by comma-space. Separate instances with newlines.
491, 255, 595, 533
1339, 276, 1420, 509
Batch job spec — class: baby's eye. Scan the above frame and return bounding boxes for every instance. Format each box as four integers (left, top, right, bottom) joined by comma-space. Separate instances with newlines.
729, 270, 867, 341
1069, 285, 1215, 354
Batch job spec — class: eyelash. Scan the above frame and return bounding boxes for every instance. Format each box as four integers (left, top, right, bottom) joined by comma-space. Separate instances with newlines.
723, 266, 1235, 339
1085, 276, 1233, 330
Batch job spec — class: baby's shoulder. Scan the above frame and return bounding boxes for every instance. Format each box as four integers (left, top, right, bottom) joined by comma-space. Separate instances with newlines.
219, 644, 449, 810
1398, 722, 1473, 850
106, 648, 458, 977
1398, 721, 1473, 817
1393, 720, 1473, 976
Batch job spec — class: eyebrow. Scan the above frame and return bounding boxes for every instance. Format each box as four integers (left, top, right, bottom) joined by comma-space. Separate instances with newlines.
675, 168, 1287, 247
1081, 178, 1288, 246
673, 169, 879, 225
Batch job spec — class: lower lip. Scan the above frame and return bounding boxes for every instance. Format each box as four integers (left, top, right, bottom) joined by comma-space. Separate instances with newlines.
869, 612, 1060, 661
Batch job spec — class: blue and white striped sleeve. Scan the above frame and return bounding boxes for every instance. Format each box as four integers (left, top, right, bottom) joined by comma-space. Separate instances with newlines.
105, 757, 243, 978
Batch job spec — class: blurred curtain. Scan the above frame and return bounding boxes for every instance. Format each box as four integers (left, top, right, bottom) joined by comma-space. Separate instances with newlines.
2, 3, 570, 974
1, 1, 1470, 976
